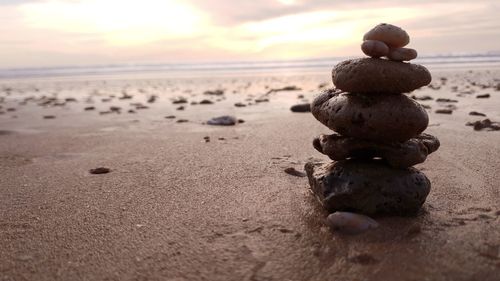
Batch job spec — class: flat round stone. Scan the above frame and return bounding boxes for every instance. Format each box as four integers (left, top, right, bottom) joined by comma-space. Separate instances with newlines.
304, 160, 431, 215
313, 133, 440, 168
311, 89, 429, 142
332, 58, 432, 94
363, 23, 409, 48
387, 47, 417, 61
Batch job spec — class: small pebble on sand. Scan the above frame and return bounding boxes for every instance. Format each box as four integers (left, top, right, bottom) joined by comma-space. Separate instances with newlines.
326, 212, 379, 235
476, 94, 490, 99
89, 167, 110, 174
199, 99, 214, 105
207, 115, 237, 126
290, 103, 311, 113
469, 111, 486, 117
284, 167, 306, 177
435, 109, 453, 114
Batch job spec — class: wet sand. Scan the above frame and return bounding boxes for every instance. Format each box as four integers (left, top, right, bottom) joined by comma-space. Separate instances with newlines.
1, 68, 499, 280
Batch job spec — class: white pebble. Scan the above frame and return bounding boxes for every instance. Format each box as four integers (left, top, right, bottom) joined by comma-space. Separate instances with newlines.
363, 23, 409, 48
387, 47, 418, 61
361, 40, 389, 58
326, 212, 379, 235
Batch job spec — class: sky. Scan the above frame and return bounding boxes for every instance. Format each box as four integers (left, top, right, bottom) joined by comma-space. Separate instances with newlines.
1, 0, 499, 68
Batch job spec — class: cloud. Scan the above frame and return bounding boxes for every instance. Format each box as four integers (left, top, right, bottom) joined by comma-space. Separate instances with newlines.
0, 0, 499, 67
188, 0, 496, 25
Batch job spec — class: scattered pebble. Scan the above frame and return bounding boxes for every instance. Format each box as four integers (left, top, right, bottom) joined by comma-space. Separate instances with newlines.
199, 99, 213, 105
476, 94, 490, 99
147, 95, 157, 103
234, 102, 246, 107
203, 89, 224, 96
84, 106, 95, 111
284, 167, 306, 177
436, 98, 458, 103
255, 98, 269, 103
176, 106, 185, 111
326, 212, 379, 235
135, 105, 149, 110
165, 115, 176, 119
203, 136, 210, 142
469, 111, 486, 117
89, 167, 110, 174
466, 119, 500, 131
207, 115, 237, 126
176, 119, 189, 123
435, 109, 453, 114
172, 97, 187, 104
290, 103, 311, 113
43, 115, 56, 119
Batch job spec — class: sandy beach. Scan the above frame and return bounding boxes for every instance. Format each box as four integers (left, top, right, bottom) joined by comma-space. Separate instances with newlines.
1, 67, 499, 280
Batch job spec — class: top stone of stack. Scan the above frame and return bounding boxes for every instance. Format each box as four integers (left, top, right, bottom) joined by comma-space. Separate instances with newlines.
332, 23, 431, 94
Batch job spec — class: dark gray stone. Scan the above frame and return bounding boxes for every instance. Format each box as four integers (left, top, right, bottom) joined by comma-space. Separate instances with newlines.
332, 58, 431, 94
207, 115, 237, 126
311, 89, 429, 142
305, 160, 431, 215
313, 133, 440, 168
290, 103, 311, 112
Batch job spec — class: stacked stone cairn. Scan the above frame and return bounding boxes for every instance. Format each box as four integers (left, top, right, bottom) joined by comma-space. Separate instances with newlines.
305, 23, 440, 216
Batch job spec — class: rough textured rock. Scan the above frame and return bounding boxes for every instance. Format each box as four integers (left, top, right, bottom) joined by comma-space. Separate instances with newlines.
363, 23, 409, 48
305, 160, 431, 215
332, 58, 431, 94
313, 133, 440, 168
361, 40, 389, 58
311, 89, 429, 142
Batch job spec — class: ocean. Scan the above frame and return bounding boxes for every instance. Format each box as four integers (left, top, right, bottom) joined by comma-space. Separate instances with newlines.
1, 53, 500, 80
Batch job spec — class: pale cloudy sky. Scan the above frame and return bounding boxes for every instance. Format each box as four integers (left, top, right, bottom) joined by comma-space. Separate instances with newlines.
1, 0, 499, 67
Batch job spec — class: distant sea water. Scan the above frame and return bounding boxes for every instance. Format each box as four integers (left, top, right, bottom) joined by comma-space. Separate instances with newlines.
1, 53, 500, 80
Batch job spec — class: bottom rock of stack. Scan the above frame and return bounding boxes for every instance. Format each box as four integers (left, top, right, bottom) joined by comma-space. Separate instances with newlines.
305, 159, 430, 216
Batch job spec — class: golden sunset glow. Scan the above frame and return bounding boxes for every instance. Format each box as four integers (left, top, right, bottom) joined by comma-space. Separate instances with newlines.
1, 0, 499, 67
21, 0, 207, 46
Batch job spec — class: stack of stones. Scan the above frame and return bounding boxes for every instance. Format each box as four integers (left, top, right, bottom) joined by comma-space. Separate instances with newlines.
305, 23, 440, 216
